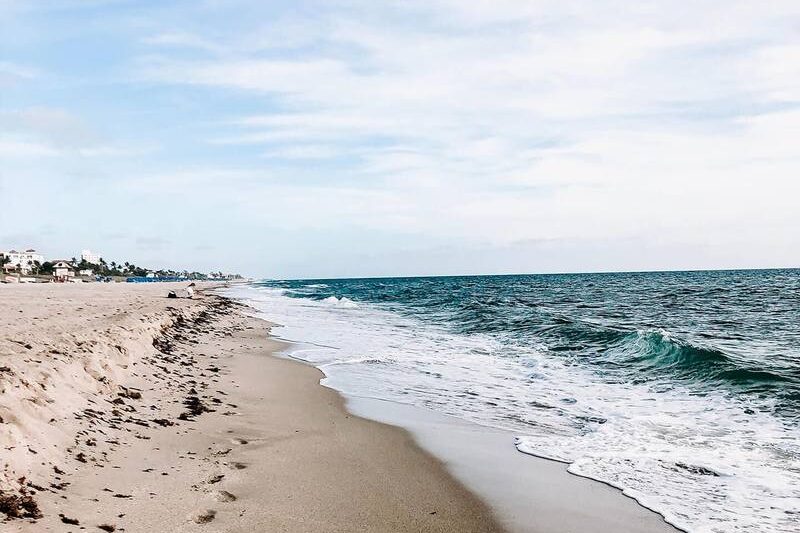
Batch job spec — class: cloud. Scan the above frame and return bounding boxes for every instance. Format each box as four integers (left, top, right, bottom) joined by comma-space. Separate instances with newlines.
0, 137, 60, 158
0, 107, 158, 159
135, 236, 171, 249
3, 0, 800, 275
0, 61, 40, 86
747, 44, 800, 103
131, 1, 800, 265
261, 144, 342, 160
142, 31, 225, 54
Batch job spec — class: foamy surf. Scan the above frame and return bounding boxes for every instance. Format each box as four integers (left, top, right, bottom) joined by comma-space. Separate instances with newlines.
321, 296, 358, 308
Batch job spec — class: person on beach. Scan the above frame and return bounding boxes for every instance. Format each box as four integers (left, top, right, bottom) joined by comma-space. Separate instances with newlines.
168, 282, 196, 299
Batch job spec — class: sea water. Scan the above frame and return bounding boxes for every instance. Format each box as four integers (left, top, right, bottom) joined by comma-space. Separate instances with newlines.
223, 270, 800, 533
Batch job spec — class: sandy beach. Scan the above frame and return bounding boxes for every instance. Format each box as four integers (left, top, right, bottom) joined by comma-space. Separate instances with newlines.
5, 1, 798, 530
0, 283, 676, 532
0, 283, 501, 532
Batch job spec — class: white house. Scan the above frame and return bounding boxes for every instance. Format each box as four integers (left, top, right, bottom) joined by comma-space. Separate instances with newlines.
81, 249, 101, 265
2, 249, 45, 274
52, 261, 75, 282
79, 269, 94, 277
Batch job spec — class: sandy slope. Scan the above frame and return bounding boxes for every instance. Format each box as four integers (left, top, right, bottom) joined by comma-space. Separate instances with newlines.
0, 284, 203, 502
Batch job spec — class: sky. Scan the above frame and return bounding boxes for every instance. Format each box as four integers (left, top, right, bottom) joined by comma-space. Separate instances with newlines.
1, 0, 799, 278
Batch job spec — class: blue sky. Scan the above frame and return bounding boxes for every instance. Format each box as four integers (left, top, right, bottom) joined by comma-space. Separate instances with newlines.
1, 0, 799, 278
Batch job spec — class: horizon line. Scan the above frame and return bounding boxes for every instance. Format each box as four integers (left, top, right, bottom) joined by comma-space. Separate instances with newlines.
255, 265, 800, 282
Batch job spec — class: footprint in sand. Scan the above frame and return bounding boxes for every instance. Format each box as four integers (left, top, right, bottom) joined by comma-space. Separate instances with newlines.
206, 473, 224, 484
230, 437, 248, 445
212, 490, 237, 502
192, 509, 217, 524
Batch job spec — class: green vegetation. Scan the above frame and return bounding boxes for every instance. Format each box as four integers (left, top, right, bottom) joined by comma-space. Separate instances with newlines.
1, 251, 241, 280
37, 261, 54, 275
78, 257, 240, 280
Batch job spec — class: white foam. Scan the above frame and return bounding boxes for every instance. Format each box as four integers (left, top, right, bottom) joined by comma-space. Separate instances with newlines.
321, 296, 358, 308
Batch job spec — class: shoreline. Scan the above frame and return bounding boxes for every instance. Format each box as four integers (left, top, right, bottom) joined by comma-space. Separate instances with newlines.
1, 283, 502, 531
270, 339, 680, 533
344, 396, 682, 533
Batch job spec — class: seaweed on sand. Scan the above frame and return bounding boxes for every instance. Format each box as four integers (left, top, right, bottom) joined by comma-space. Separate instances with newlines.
0, 479, 42, 520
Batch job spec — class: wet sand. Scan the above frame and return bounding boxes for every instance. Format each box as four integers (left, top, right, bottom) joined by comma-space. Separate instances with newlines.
345, 397, 680, 533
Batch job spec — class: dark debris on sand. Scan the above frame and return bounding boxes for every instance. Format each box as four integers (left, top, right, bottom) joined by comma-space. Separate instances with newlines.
59, 513, 79, 525
0, 479, 43, 520
178, 394, 214, 420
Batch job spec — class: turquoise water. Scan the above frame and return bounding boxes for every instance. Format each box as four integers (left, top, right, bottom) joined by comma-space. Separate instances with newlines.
227, 269, 800, 532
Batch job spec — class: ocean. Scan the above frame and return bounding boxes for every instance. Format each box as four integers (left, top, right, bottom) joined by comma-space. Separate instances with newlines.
224, 269, 800, 533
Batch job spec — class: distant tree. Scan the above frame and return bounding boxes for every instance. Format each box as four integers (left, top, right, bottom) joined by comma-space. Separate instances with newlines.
61, 254, 223, 280
71, 257, 77, 265
39, 261, 54, 275
32, 260, 41, 275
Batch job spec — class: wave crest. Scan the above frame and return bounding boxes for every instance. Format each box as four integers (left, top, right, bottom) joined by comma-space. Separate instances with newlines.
610, 330, 786, 388
321, 296, 358, 309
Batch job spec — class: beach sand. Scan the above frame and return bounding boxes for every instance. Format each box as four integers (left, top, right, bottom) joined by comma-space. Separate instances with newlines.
0, 283, 500, 532
0, 283, 676, 532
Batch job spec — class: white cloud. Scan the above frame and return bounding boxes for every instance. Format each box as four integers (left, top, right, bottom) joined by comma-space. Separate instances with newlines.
747, 44, 800, 102
5, 0, 800, 274
0, 137, 60, 158
261, 144, 341, 160
134, 0, 800, 267
0, 107, 158, 159
142, 31, 225, 54
0, 61, 40, 86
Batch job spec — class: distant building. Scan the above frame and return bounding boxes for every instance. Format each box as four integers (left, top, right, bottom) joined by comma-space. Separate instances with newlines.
52, 261, 75, 282
2, 249, 45, 274
79, 269, 94, 277
81, 249, 101, 265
